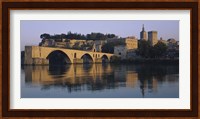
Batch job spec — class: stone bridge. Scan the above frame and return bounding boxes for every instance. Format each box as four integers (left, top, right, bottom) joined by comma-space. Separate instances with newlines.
24, 46, 114, 65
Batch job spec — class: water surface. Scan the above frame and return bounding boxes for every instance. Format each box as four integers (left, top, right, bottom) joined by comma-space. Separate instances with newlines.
21, 64, 179, 98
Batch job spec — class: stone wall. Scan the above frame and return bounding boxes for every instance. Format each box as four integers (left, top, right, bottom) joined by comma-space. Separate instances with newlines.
24, 46, 33, 64
24, 46, 49, 65
73, 59, 83, 64
32, 58, 49, 65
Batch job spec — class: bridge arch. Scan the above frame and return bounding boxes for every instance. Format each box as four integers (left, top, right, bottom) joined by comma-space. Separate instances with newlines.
46, 50, 72, 65
101, 55, 109, 63
81, 53, 94, 63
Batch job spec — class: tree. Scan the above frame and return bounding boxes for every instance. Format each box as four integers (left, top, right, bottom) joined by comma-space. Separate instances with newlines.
102, 43, 115, 53
102, 41, 125, 53
40, 33, 50, 39
136, 40, 167, 58
53, 34, 62, 42
136, 40, 151, 58
80, 34, 87, 40
152, 42, 167, 58
40, 32, 118, 43
90, 32, 97, 40
61, 33, 67, 39
107, 34, 116, 38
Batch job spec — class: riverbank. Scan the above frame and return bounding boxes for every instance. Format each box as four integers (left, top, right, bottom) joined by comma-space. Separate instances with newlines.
110, 58, 179, 65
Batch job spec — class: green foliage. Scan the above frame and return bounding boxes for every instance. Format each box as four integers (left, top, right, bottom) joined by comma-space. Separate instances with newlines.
40, 32, 116, 41
136, 40, 151, 58
153, 42, 167, 58
136, 40, 167, 58
102, 41, 125, 53
40, 33, 50, 39
101, 43, 115, 53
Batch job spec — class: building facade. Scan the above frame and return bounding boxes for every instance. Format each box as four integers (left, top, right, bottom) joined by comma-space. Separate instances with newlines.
114, 36, 138, 59
148, 31, 158, 46
124, 37, 138, 50
114, 45, 127, 59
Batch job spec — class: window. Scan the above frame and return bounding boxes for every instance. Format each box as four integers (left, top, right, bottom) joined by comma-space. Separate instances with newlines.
74, 53, 76, 58
119, 52, 121, 55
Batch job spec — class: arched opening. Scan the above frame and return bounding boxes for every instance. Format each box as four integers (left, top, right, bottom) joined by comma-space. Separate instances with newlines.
47, 50, 71, 65
102, 55, 109, 63
81, 54, 93, 64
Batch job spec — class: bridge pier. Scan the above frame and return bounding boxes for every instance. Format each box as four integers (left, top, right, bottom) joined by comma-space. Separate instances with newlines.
94, 58, 102, 63
73, 59, 83, 64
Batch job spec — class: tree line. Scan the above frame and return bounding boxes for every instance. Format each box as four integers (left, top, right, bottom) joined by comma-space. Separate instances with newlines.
40, 31, 116, 41
136, 40, 167, 58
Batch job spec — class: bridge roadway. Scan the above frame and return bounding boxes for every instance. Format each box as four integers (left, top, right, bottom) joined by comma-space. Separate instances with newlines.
24, 46, 115, 65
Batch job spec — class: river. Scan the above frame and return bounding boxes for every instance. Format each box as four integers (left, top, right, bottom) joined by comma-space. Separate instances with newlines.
21, 63, 179, 98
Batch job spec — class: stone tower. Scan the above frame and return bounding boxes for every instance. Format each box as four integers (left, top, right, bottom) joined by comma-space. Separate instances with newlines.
140, 24, 147, 41
148, 31, 158, 46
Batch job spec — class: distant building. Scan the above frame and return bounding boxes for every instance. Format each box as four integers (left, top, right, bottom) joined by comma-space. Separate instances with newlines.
125, 36, 138, 50
167, 38, 177, 44
163, 38, 179, 59
167, 38, 178, 50
114, 45, 127, 59
140, 24, 147, 41
114, 36, 138, 59
148, 31, 158, 46
158, 37, 167, 45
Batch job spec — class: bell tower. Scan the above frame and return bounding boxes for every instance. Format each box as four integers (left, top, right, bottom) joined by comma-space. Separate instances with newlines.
140, 24, 147, 41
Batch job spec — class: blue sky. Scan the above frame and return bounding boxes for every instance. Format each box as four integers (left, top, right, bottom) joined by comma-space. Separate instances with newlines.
20, 20, 179, 51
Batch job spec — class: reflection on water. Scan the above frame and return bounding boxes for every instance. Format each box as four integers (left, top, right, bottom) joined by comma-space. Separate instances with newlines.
21, 64, 179, 98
